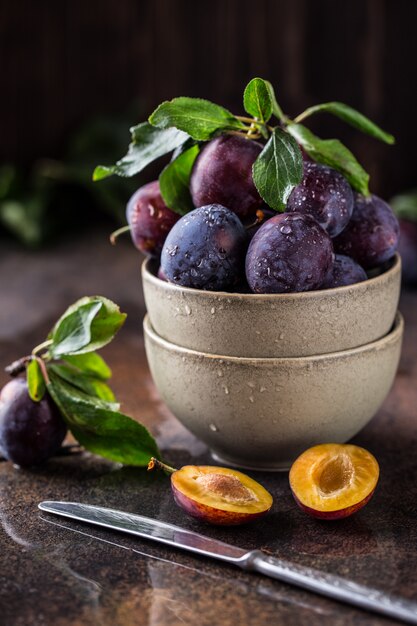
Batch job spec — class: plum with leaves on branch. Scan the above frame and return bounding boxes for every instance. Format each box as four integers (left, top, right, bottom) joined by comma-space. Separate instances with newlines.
94, 77, 397, 292
1, 296, 160, 468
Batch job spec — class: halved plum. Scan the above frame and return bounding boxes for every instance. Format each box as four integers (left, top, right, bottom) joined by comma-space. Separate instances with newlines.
148, 458, 273, 525
289, 443, 379, 520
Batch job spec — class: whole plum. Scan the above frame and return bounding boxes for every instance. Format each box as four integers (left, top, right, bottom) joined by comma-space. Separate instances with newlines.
126, 180, 180, 257
0, 378, 67, 467
246, 212, 334, 293
161, 204, 247, 291
190, 135, 263, 219
287, 162, 354, 237
333, 194, 399, 269
320, 254, 367, 289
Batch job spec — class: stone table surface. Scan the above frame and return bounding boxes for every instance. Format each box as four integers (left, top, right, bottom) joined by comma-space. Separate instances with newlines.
1, 230, 416, 626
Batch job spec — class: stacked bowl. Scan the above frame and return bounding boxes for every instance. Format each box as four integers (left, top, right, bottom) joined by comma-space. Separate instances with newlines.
143, 254, 403, 470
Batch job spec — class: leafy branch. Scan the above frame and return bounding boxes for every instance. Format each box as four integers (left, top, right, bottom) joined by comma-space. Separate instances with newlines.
93, 77, 395, 212
5, 296, 160, 466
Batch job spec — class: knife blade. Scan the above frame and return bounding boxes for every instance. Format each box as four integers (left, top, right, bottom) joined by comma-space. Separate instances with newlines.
39, 501, 417, 624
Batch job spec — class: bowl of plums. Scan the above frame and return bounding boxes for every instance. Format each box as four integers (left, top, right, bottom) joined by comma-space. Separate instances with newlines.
98, 78, 403, 469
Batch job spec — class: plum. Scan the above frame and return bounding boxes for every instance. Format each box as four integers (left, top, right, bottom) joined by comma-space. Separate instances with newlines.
333, 193, 399, 269
0, 378, 67, 467
246, 212, 334, 293
125, 180, 180, 257
287, 162, 354, 237
148, 458, 273, 526
289, 444, 379, 520
161, 204, 247, 291
190, 135, 263, 218
320, 254, 367, 289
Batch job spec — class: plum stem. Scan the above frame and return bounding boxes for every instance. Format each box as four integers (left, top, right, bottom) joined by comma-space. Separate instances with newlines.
5, 356, 32, 376
236, 115, 275, 134
32, 339, 53, 356
110, 225, 131, 245
34, 356, 51, 386
148, 457, 176, 475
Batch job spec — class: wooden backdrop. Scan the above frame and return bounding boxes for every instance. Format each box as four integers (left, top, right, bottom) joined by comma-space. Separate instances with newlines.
1, 0, 416, 197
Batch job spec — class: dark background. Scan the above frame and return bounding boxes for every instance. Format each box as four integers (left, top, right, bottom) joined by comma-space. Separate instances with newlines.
1, 0, 416, 202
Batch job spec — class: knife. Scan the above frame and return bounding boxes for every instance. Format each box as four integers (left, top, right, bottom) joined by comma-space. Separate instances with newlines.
39, 501, 417, 624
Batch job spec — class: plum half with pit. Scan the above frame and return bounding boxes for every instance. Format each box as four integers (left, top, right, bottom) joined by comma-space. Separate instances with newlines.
125, 180, 180, 257
246, 212, 334, 293
190, 134, 263, 219
148, 458, 273, 525
161, 204, 247, 291
287, 162, 354, 237
334, 193, 399, 269
320, 254, 367, 289
0, 378, 67, 467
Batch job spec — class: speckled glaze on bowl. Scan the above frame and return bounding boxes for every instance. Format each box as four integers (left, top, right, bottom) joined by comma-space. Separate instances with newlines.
142, 254, 401, 358
144, 313, 403, 471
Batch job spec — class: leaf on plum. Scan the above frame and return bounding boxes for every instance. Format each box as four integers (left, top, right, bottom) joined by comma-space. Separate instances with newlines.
93, 123, 189, 181
252, 127, 303, 211
296, 102, 395, 145
49, 296, 126, 357
149, 97, 246, 140
48, 375, 160, 466
63, 352, 111, 380
48, 364, 117, 403
243, 78, 273, 123
159, 144, 200, 215
27, 358, 46, 402
286, 123, 370, 196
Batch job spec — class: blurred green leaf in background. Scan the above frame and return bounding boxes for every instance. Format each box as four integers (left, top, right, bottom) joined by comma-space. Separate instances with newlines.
0, 107, 142, 247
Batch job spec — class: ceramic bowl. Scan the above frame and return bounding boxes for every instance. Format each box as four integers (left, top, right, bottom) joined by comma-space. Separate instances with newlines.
142, 254, 401, 358
144, 312, 403, 470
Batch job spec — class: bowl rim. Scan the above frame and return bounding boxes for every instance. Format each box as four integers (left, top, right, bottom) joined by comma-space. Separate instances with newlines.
144, 311, 403, 364
142, 253, 401, 301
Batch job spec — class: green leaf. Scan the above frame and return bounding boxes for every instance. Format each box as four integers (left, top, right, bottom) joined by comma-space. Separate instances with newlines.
63, 352, 111, 380
243, 78, 272, 123
296, 102, 395, 145
93, 123, 189, 181
390, 190, 417, 222
27, 359, 46, 402
159, 144, 200, 215
286, 123, 370, 196
149, 97, 246, 140
252, 127, 303, 211
48, 375, 160, 466
50, 296, 126, 357
49, 364, 116, 403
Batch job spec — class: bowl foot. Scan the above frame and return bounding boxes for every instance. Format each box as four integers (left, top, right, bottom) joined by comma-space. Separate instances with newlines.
210, 450, 291, 472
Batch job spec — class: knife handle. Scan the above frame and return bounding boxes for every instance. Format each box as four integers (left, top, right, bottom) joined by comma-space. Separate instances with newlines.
240, 550, 417, 625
